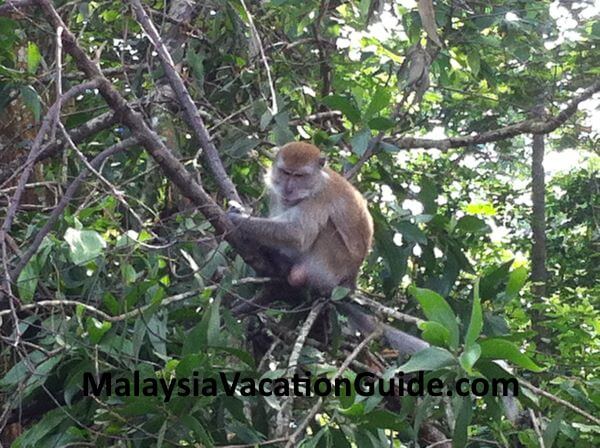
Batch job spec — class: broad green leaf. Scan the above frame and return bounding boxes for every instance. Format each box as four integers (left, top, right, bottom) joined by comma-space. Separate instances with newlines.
396, 221, 427, 245
463, 201, 496, 216
11, 408, 66, 447
506, 266, 528, 300
87, 317, 112, 344
409, 287, 459, 349
452, 396, 473, 448
17, 243, 50, 303
479, 339, 543, 372
419, 321, 450, 346
364, 88, 391, 120
27, 42, 42, 74
467, 51, 480, 77
331, 286, 350, 301
350, 128, 370, 156
187, 49, 205, 85
181, 415, 213, 446
397, 346, 455, 373
456, 215, 489, 233
20, 85, 41, 122
458, 343, 481, 373
480, 260, 513, 300
368, 116, 395, 130
208, 296, 221, 345
226, 136, 260, 157
322, 94, 361, 124
359, 0, 372, 20
543, 408, 566, 448
64, 227, 106, 265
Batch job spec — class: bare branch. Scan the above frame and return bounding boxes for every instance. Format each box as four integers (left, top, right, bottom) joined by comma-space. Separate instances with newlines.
129, 0, 241, 204
277, 300, 326, 438
389, 79, 600, 150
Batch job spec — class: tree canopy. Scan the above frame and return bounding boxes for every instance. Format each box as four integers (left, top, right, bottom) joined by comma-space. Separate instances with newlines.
0, 0, 598, 447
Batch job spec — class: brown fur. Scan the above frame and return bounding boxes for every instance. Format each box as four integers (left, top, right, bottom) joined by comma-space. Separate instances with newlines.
229, 142, 373, 294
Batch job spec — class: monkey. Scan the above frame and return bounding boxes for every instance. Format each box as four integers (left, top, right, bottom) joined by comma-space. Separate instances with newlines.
228, 141, 374, 296
228, 142, 431, 357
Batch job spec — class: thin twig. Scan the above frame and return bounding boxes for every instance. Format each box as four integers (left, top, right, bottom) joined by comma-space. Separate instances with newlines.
239, 0, 278, 114
519, 378, 600, 426
284, 327, 383, 448
277, 300, 326, 438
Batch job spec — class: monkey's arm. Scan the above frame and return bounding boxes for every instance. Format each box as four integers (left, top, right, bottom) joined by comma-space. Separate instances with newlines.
228, 213, 320, 252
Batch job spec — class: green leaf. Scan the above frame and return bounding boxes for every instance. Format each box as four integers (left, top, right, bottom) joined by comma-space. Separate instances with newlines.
359, 0, 372, 20
395, 221, 427, 245
452, 396, 473, 448
409, 287, 459, 349
479, 339, 543, 372
20, 85, 41, 122
11, 408, 66, 447
350, 128, 371, 156
17, 242, 50, 303
368, 116, 394, 130
505, 266, 528, 300
181, 415, 213, 446
458, 343, 481, 373
467, 51, 480, 77
87, 317, 112, 344
27, 42, 42, 74
463, 201, 496, 216
397, 347, 455, 373
260, 109, 272, 131
331, 286, 350, 301
456, 215, 489, 233
226, 136, 260, 157
464, 279, 483, 347
480, 260, 513, 300
322, 94, 361, 124
64, 227, 106, 265
364, 88, 391, 120
543, 408, 566, 448
419, 321, 450, 346
208, 296, 221, 345
187, 49, 205, 85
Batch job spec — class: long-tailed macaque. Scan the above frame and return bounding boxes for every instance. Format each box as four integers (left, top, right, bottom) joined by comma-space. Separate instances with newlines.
229, 142, 429, 356
228, 142, 373, 295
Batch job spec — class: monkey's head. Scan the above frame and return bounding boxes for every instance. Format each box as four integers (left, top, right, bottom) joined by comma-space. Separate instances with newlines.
270, 142, 327, 207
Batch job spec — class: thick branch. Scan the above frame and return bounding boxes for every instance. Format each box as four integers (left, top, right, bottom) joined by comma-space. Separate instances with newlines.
388, 79, 600, 150
129, 0, 241, 204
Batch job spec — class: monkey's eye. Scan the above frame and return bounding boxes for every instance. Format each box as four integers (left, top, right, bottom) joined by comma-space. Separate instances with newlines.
293, 173, 305, 178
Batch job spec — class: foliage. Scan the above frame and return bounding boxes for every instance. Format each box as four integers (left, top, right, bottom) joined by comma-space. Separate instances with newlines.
0, 0, 598, 447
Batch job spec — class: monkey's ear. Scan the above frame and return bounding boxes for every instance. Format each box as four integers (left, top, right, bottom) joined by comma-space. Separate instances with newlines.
319, 156, 327, 167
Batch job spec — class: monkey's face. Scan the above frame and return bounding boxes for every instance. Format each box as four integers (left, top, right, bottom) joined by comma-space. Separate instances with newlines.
270, 142, 327, 207
271, 162, 322, 206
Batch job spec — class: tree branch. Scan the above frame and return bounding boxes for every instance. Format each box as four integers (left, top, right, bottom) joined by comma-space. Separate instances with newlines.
129, 0, 241, 204
388, 79, 600, 150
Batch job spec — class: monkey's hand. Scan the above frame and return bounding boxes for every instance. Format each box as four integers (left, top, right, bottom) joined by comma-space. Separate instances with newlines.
226, 202, 250, 228
227, 200, 249, 217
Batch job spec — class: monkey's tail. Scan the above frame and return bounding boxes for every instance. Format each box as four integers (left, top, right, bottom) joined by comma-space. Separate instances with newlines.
336, 302, 429, 356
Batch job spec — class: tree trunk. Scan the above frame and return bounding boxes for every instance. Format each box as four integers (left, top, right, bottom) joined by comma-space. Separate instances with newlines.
531, 132, 547, 298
